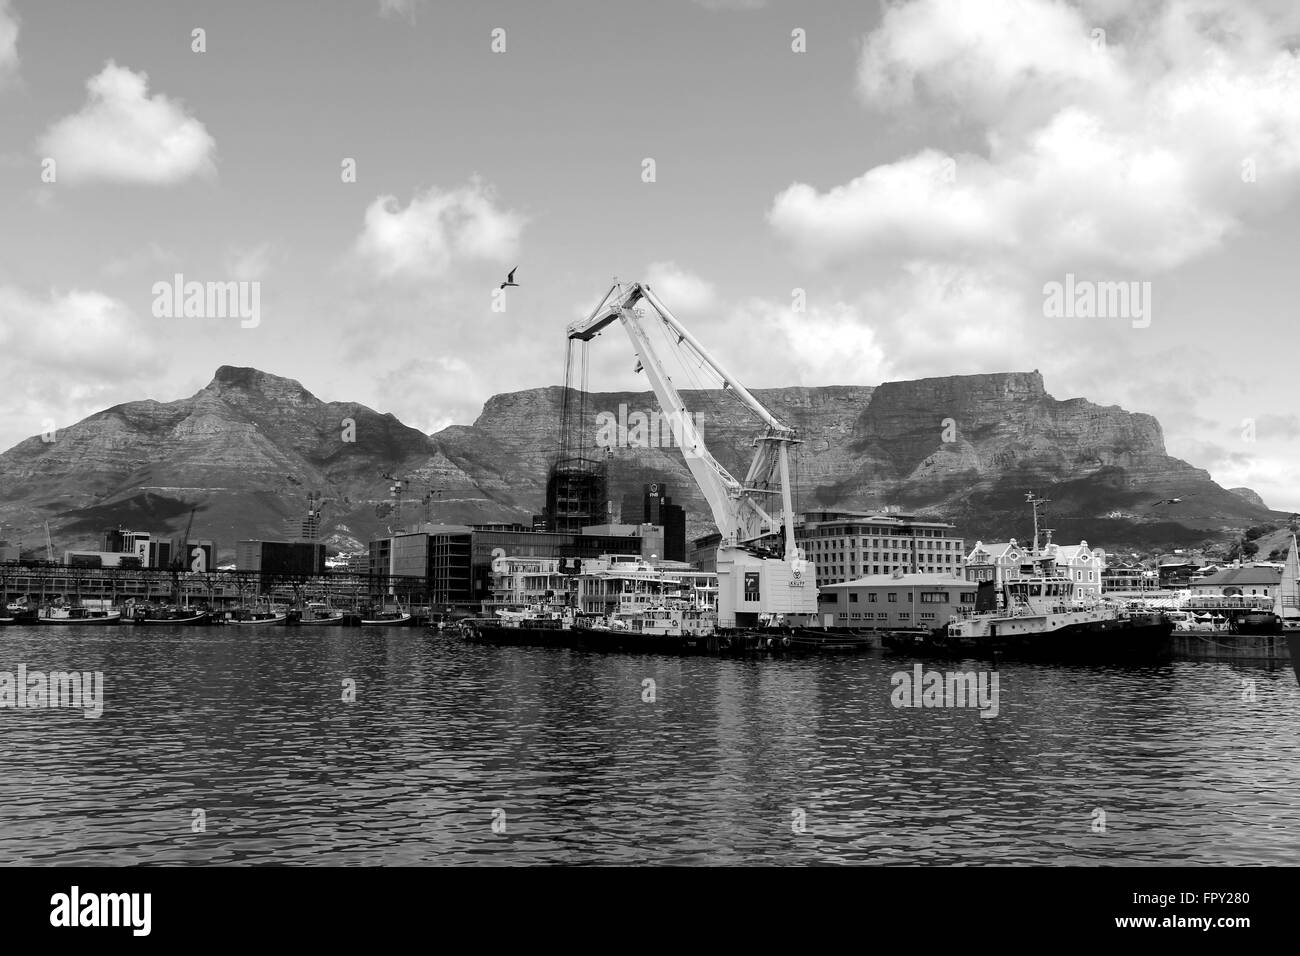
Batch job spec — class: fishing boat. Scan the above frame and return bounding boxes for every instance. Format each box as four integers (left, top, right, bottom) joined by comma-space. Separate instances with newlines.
299, 601, 345, 625
0, 616, 15, 627
220, 607, 289, 626
131, 603, 211, 625
359, 609, 414, 626
38, 605, 122, 625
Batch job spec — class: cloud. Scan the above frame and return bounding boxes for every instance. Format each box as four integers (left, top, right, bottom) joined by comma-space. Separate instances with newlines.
770, 0, 1300, 273
225, 242, 275, 281
692, 0, 766, 9
0, 285, 162, 446
0, 1, 18, 87
38, 62, 216, 185
379, 0, 419, 20
645, 262, 719, 313
101, 242, 178, 278
353, 179, 524, 283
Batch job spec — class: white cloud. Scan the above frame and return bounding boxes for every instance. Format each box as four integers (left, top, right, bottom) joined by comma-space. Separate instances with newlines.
38, 62, 217, 185
0, 285, 162, 447
0, 0, 19, 88
101, 242, 179, 278
692, 0, 766, 9
771, 0, 1300, 273
645, 261, 719, 313
353, 179, 523, 283
379, 0, 419, 20
225, 242, 275, 281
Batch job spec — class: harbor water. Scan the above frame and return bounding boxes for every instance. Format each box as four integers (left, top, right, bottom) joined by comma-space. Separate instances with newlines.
1, 623, 1297, 865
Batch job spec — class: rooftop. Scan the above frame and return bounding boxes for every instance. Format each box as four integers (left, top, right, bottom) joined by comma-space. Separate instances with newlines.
822, 572, 969, 589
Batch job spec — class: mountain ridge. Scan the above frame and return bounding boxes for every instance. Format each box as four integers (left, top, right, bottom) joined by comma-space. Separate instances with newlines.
0, 365, 1277, 560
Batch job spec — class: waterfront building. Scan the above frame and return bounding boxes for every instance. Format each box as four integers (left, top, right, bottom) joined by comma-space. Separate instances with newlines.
236, 540, 327, 576
369, 522, 650, 611
964, 540, 1027, 585
1188, 566, 1281, 600
1042, 540, 1106, 599
819, 572, 978, 630
795, 511, 965, 586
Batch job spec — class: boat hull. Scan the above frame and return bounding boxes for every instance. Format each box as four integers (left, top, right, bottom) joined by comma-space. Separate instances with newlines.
222, 614, 289, 626
1288, 629, 1300, 687
38, 612, 122, 626
359, 613, 414, 627
135, 611, 211, 625
925, 615, 1174, 663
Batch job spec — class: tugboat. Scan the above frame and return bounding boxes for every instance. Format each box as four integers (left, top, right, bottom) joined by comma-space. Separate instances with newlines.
934, 494, 1172, 662
940, 573, 1172, 662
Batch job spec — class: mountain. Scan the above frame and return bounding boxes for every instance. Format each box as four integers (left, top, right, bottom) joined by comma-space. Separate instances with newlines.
0, 366, 1279, 560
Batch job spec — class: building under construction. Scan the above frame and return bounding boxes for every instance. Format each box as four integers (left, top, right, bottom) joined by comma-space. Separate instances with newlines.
540, 337, 609, 532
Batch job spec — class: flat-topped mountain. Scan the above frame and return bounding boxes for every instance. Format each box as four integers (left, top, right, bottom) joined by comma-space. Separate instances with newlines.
0, 366, 1276, 560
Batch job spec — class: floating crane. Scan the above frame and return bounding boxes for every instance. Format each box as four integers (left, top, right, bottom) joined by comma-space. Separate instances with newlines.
567, 280, 817, 628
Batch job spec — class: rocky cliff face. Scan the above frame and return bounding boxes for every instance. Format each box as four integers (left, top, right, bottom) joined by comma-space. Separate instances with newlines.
0, 366, 1275, 559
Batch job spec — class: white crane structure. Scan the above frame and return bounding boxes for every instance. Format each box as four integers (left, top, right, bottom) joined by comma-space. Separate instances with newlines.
567, 280, 817, 628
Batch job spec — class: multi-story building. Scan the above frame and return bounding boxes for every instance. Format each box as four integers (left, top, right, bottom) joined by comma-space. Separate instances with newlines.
795, 511, 965, 587
622, 482, 686, 562
236, 540, 327, 576
818, 573, 979, 630
964, 540, 1028, 585
1044, 540, 1106, 599
966, 538, 1106, 598
370, 523, 650, 611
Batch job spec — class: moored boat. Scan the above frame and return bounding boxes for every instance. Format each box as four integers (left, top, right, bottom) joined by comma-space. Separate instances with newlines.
359, 610, 414, 626
38, 606, 122, 625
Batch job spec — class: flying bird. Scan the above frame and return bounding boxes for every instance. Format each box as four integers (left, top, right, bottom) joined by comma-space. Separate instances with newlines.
1152, 495, 1196, 506
499, 267, 519, 290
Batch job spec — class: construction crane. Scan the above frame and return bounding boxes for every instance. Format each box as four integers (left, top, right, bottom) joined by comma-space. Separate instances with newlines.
171, 507, 197, 571
379, 474, 441, 532
44, 521, 54, 564
567, 280, 817, 628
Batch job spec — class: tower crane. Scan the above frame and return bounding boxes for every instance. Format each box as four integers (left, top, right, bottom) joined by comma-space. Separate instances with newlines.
567, 280, 817, 628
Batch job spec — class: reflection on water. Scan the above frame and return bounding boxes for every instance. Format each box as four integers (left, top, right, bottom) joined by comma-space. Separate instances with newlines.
0, 625, 1296, 865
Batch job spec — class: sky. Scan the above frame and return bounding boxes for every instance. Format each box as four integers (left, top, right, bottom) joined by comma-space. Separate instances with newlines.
1, 0, 1298, 510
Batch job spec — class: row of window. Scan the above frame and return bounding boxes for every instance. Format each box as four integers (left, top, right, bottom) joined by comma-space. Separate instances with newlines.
806, 538, 962, 551
830, 590, 978, 603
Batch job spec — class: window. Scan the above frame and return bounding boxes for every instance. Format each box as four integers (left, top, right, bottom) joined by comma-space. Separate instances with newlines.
850, 593, 859, 603
868, 593, 878, 603
960, 592, 976, 603
920, 592, 948, 603
899, 612, 910, 620
888, 593, 898, 602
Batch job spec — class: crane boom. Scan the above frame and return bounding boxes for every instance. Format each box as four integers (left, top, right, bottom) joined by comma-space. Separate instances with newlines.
568, 280, 817, 628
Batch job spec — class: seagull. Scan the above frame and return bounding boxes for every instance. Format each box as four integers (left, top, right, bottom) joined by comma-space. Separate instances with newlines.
499, 267, 519, 290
